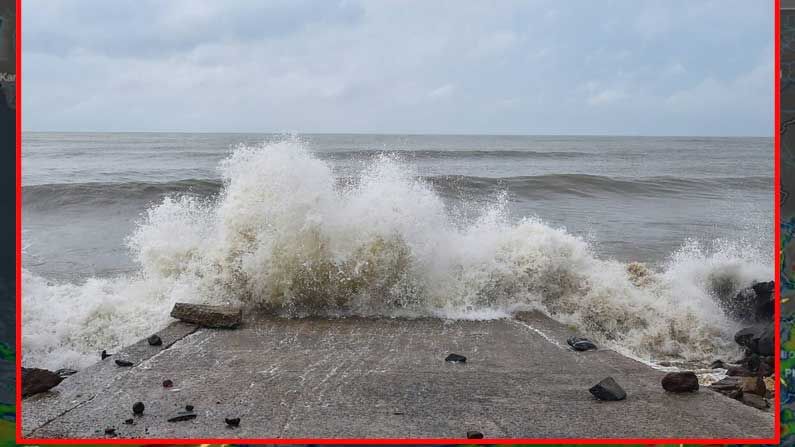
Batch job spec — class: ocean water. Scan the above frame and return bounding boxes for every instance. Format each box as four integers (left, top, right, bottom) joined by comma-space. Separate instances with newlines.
21, 132, 774, 370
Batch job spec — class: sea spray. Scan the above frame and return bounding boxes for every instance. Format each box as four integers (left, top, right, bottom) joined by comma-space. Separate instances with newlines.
22, 138, 770, 369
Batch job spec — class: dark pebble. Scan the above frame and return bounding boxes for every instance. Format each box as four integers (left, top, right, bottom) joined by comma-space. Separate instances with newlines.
567, 336, 597, 351
124, 418, 134, 425
101, 350, 111, 360
225, 417, 241, 427
185, 405, 194, 412
104, 427, 116, 436
115, 359, 134, 367
147, 334, 163, 346
445, 353, 467, 363
589, 377, 627, 401
466, 430, 484, 439
132, 401, 145, 415
168, 413, 197, 422
163, 379, 173, 388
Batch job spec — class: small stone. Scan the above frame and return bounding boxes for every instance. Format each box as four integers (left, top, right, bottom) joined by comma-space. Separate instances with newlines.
147, 334, 163, 346
124, 418, 134, 425
225, 417, 241, 427
104, 427, 116, 436
445, 353, 466, 363
185, 405, 194, 412
22, 368, 64, 397
55, 368, 78, 378
661, 371, 699, 393
132, 401, 145, 415
101, 350, 111, 360
115, 359, 134, 367
567, 336, 597, 351
741, 393, 769, 410
163, 379, 174, 388
168, 413, 197, 422
589, 377, 627, 401
466, 430, 484, 439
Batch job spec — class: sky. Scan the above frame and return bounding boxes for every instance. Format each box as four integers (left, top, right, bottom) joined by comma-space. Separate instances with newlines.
23, 0, 773, 136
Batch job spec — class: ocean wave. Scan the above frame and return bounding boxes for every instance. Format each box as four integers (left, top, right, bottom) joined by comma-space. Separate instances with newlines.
22, 137, 771, 369
23, 173, 772, 211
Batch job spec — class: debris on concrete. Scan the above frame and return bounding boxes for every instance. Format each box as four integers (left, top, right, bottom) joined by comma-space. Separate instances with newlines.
661, 371, 699, 393
445, 353, 466, 363
466, 430, 484, 439
225, 417, 241, 427
168, 412, 197, 422
55, 368, 78, 378
104, 427, 116, 436
147, 334, 163, 346
132, 401, 145, 415
170, 303, 242, 328
185, 405, 194, 412
163, 379, 173, 388
115, 359, 134, 367
589, 377, 626, 401
567, 336, 597, 351
124, 419, 134, 425
101, 350, 111, 360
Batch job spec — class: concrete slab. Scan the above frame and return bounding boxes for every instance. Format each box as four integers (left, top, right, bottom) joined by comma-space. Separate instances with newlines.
21, 312, 774, 440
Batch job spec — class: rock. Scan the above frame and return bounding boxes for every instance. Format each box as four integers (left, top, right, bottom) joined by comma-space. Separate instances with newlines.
709, 376, 742, 395
741, 393, 769, 410
124, 418, 134, 425
726, 365, 754, 377
709, 360, 726, 369
163, 379, 173, 388
466, 430, 484, 439
740, 376, 767, 396
132, 401, 145, 415
147, 334, 162, 346
589, 377, 626, 401
734, 325, 774, 356
22, 368, 64, 397
729, 281, 774, 322
101, 350, 111, 360
168, 413, 197, 422
757, 362, 773, 377
104, 427, 116, 436
751, 281, 774, 321
185, 405, 194, 412
170, 303, 242, 328
661, 371, 699, 393
567, 336, 597, 351
115, 359, 134, 367
225, 417, 241, 427
445, 353, 466, 363
55, 368, 78, 378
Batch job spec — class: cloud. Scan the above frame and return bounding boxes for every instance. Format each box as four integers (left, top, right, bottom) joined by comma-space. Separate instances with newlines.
22, 0, 772, 136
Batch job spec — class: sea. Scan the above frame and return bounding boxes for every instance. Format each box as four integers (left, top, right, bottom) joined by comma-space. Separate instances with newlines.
21, 132, 774, 370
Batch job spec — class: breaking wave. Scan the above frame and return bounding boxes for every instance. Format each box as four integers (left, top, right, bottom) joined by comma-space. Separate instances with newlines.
22, 138, 772, 369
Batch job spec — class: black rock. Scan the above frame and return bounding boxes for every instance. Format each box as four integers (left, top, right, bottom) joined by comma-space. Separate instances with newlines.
55, 368, 78, 378
185, 405, 194, 412
147, 334, 163, 346
101, 350, 111, 360
124, 418, 134, 425
466, 430, 484, 439
163, 379, 174, 388
104, 427, 116, 436
445, 353, 466, 363
589, 377, 626, 401
726, 365, 754, 377
567, 336, 597, 351
709, 360, 726, 369
168, 413, 197, 422
661, 371, 699, 393
751, 281, 774, 321
22, 367, 64, 397
728, 281, 774, 322
225, 417, 241, 427
709, 376, 742, 394
757, 362, 774, 377
115, 359, 134, 367
132, 401, 145, 415
741, 393, 769, 410
171, 303, 243, 328
734, 325, 774, 356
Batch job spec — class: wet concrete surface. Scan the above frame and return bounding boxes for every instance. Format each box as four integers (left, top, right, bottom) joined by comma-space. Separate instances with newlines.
21, 312, 774, 440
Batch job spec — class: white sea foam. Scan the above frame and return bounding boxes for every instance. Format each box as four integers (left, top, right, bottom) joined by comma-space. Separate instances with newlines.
22, 138, 771, 369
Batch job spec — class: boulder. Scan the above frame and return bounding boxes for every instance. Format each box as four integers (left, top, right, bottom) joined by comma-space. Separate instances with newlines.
589, 377, 626, 401
740, 393, 769, 410
661, 371, 699, 393
567, 336, 597, 351
22, 368, 64, 397
170, 303, 242, 328
740, 376, 767, 396
729, 281, 774, 322
708, 376, 741, 394
734, 324, 774, 356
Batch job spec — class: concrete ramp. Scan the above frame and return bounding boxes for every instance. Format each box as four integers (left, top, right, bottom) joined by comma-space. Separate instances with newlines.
21, 312, 774, 440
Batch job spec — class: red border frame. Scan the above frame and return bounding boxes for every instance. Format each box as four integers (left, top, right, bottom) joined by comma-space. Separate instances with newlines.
13, 0, 784, 443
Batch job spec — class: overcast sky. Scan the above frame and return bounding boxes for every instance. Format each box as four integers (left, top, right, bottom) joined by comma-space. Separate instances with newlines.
23, 0, 773, 136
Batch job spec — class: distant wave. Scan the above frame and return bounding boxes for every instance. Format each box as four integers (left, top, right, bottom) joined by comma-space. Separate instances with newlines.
315, 149, 599, 160
23, 173, 773, 210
